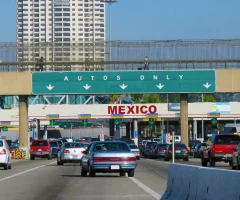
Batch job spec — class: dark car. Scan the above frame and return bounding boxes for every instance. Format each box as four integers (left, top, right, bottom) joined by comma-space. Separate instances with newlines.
154, 143, 169, 158
49, 140, 60, 157
164, 143, 189, 161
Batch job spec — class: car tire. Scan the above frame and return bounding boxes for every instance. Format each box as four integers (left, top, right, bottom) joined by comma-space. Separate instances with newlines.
81, 168, 87, 177
57, 159, 62, 165
120, 172, 125, 176
30, 155, 35, 160
183, 157, 189, 161
137, 157, 140, 160
8, 164, 12, 169
128, 169, 134, 177
164, 157, 169, 161
4, 164, 8, 170
47, 155, 52, 160
201, 158, 208, 167
89, 166, 95, 177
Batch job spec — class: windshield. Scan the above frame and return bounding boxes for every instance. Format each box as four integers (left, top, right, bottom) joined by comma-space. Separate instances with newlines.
93, 142, 131, 152
83, 143, 89, 148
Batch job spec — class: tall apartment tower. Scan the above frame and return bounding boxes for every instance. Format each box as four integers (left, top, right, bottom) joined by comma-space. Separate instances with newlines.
16, 0, 106, 71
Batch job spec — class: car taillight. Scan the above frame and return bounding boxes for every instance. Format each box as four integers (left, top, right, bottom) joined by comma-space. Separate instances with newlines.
46, 147, 51, 152
184, 149, 189, 154
30, 148, 33, 152
0, 149, 6, 155
127, 157, 136, 161
212, 145, 215, 153
93, 157, 136, 162
63, 150, 70, 153
168, 150, 172, 153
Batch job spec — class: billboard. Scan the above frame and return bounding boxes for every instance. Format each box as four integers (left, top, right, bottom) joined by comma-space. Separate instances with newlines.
212, 102, 230, 114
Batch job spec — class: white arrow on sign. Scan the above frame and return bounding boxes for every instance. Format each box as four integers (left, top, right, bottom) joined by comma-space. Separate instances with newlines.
83, 84, 91, 90
203, 82, 211, 89
119, 84, 128, 90
156, 83, 164, 89
46, 84, 54, 91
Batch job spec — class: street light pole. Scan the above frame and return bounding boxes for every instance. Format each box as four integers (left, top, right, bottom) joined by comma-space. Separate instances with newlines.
103, 0, 117, 71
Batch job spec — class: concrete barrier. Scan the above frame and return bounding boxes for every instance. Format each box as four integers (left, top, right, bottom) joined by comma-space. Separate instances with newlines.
161, 164, 199, 200
161, 164, 240, 200
196, 167, 240, 200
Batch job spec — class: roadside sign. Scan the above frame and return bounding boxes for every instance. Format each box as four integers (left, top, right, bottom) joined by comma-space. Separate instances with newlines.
166, 133, 171, 144
32, 70, 216, 94
2, 127, 8, 132
50, 120, 55, 126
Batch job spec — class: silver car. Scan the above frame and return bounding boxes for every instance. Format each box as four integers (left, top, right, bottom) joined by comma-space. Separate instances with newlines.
57, 142, 86, 165
0, 138, 12, 170
81, 141, 137, 177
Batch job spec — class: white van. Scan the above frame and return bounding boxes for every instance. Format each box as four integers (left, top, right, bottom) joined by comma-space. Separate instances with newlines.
170, 135, 181, 143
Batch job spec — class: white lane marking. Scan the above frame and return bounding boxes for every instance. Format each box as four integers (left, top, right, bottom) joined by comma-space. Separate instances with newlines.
129, 177, 162, 200
0, 161, 56, 182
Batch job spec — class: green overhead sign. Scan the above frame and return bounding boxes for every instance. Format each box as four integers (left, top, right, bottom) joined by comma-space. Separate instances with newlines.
2, 127, 8, 132
32, 70, 216, 95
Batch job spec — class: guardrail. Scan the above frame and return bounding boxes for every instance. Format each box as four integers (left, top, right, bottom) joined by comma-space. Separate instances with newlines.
161, 164, 240, 200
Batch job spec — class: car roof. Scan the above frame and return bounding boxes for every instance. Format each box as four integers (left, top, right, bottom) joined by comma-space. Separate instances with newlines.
91, 141, 127, 144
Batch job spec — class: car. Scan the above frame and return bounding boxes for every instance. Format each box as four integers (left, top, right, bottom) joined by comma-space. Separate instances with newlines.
164, 143, 189, 161
202, 134, 240, 167
142, 141, 157, 158
128, 144, 140, 160
153, 143, 169, 159
80, 141, 137, 177
30, 139, 52, 160
232, 142, 240, 170
57, 142, 86, 165
0, 138, 12, 170
49, 140, 61, 157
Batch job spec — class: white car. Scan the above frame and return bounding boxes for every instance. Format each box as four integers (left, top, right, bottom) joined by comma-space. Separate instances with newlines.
0, 139, 12, 170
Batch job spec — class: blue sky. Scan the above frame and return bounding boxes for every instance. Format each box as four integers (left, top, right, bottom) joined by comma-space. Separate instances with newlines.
0, 0, 239, 42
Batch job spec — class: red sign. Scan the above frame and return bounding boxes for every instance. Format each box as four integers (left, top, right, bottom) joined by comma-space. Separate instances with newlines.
108, 105, 157, 115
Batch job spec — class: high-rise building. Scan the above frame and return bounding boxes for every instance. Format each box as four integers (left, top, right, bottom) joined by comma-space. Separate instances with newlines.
16, 0, 106, 71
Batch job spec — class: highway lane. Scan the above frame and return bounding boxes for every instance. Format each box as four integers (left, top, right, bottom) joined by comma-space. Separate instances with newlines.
0, 157, 232, 200
0, 158, 167, 200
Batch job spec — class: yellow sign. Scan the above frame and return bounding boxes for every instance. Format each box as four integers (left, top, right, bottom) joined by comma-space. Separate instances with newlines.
143, 118, 161, 122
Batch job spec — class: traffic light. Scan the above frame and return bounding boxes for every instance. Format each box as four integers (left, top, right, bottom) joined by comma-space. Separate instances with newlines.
29, 125, 33, 131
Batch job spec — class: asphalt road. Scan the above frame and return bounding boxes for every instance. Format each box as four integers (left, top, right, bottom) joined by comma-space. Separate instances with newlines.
0, 157, 231, 200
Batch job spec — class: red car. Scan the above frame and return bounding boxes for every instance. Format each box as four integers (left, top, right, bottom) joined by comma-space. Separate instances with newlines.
30, 139, 52, 160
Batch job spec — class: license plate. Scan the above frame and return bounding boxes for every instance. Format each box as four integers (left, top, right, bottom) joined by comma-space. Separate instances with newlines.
38, 149, 42, 152
176, 150, 181, 153
111, 165, 120, 170
225, 154, 232, 157
73, 155, 78, 158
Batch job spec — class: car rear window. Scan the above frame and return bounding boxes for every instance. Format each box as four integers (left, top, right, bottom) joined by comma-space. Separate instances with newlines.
129, 145, 138, 149
32, 141, 48, 146
157, 144, 168, 148
64, 143, 82, 148
50, 142, 58, 147
215, 135, 240, 144
169, 144, 187, 149
94, 143, 130, 152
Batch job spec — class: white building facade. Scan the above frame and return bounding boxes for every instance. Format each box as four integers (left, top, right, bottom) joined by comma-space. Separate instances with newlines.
17, 0, 106, 70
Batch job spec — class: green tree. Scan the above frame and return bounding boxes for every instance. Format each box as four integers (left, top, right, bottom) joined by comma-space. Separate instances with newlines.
131, 94, 162, 103
131, 94, 144, 103
203, 94, 216, 102
109, 94, 126, 104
